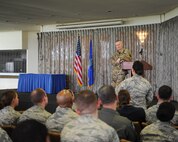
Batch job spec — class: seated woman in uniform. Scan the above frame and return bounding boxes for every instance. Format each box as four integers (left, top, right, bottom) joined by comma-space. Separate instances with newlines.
0, 90, 21, 125
117, 90, 146, 123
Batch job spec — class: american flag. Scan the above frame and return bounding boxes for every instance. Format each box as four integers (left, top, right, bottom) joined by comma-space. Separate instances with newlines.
74, 36, 83, 86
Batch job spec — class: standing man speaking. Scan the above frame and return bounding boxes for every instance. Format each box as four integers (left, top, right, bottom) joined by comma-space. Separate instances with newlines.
110, 40, 132, 88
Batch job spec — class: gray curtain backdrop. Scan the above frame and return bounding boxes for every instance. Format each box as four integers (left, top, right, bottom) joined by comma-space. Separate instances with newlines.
38, 16, 178, 100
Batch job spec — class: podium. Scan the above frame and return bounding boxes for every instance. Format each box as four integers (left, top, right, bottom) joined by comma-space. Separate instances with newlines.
122, 61, 152, 76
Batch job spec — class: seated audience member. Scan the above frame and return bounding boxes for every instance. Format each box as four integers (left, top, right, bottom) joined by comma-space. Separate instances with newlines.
12, 120, 49, 142
18, 88, 51, 124
0, 90, 21, 125
61, 90, 119, 142
141, 102, 178, 142
46, 89, 78, 132
115, 61, 153, 109
98, 85, 137, 142
146, 85, 178, 125
117, 90, 146, 122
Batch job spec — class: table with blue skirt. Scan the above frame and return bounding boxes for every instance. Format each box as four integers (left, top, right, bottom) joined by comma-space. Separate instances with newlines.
17, 74, 66, 94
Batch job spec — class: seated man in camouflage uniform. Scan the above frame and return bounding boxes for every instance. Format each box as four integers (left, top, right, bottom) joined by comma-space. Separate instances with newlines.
61, 90, 119, 142
18, 88, 51, 124
110, 40, 132, 88
141, 102, 178, 142
0, 90, 21, 125
116, 61, 153, 109
146, 85, 178, 125
46, 89, 78, 132
98, 85, 138, 142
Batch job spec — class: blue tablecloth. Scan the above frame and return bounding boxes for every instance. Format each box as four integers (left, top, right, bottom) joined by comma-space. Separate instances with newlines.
17, 74, 66, 94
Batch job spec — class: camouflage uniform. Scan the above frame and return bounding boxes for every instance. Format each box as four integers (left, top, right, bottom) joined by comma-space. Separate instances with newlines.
0, 106, 21, 125
0, 127, 12, 142
146, 104, 178, 125
18, 105, 51, 124
115, 74, 153, 109
140, 121, 178, 142
46, 106, 78, 132
61, 114, 119, 142
110, 48, 132, 88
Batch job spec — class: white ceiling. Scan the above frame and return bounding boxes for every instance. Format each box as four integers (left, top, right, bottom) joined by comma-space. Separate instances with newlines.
0, 0, 178, 30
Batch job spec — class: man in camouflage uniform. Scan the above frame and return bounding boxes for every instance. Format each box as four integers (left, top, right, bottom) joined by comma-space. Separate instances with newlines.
146, 85, 178, 125
61, 90, 119, 142
0, 127, 12, 142
141, 102, 178, 142
115, 61, 153, 109
0, 90, 21, 125
46, 89, 78, 132
18, 88, 51, 124
110, 40, 132, 88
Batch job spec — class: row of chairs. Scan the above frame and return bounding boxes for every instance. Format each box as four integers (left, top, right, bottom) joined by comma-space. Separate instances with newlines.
0, 125, 61, 142
0, 124, 132, 142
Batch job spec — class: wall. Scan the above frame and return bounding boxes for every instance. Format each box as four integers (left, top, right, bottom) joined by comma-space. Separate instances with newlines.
41, 7, 178, 32
27, 32, 38, 73
41, 15, 162, 32
0, 31, 39, 89
0, 78, 19, 89
0, 31, 28, 50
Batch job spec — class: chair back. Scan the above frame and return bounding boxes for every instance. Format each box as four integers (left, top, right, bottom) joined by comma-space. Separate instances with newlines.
173, 125, 178, 130
141, 122, 149, 129
120, 139, 131, 142
48, 131, 61, 142
133, 121, 142, 135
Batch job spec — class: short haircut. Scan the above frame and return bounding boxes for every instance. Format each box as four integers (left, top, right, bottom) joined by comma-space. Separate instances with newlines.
158, 85, 172, 100
0, 90, 17, 109
118, 90, 130, 106
115, 40, 122, 43
56, 89, 73, 108
156, 102, 175, 122
98, 85, 116, 104
31, 88, 46, 104
132, 61, 144, 75
12, 120, 48, 142
75, 90, 97, 114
